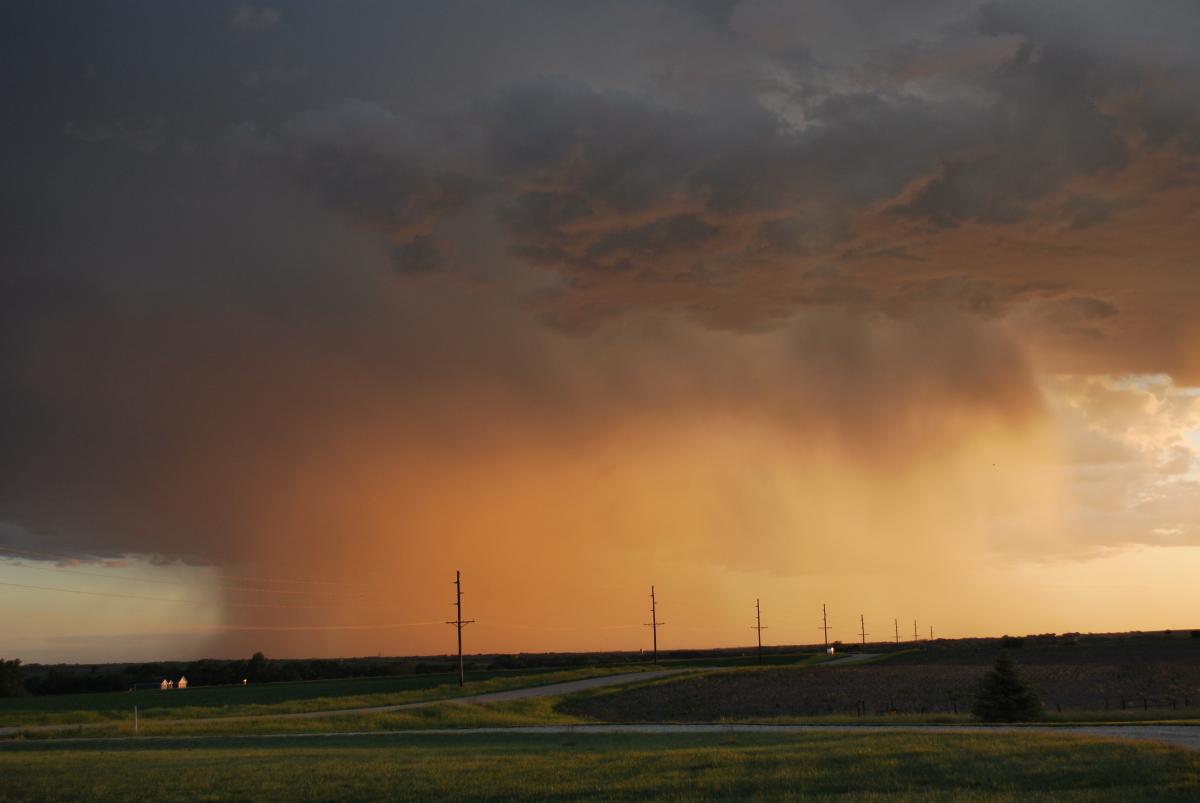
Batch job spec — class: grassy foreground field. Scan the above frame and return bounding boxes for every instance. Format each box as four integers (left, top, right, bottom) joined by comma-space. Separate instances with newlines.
3, 731, 1199, 801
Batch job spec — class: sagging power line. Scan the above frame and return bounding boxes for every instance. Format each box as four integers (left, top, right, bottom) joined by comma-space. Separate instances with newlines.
0, 558, 357, 596
0, 545, 358, 588
0, 579, 366, 610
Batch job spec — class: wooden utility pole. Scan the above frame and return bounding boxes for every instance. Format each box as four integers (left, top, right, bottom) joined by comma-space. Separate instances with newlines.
445, 570, 475, 686
752, 598, 767, 664
929, 625, 934, 641
894, 618, 900, 644
913, 619, 919, 642
645, 585, 664, 664
820, 603, 832, 648
859, 614, 868, 646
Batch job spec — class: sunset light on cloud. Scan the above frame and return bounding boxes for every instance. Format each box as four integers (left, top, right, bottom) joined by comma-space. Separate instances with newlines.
2, 0, 1199, 664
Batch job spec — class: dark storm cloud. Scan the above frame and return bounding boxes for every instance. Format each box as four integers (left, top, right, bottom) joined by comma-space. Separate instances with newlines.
893, 39, 1129, 227
3, 0, 1200, 586
897, 276, 1065, 317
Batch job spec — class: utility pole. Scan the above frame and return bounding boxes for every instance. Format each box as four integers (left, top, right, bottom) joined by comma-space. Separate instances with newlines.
645, 585, 664, 664
445, 570, 475, 687
751, 598, 767, 664
859, 614, 868, 646
820, 603, 832, 649
913, 619, 919, 642
894, 618, 900, 644
929, 625, 934, 641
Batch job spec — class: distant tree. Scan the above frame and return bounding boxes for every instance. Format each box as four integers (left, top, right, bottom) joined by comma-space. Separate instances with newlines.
247, 651, 270, 682
0, 658, 28, 698
972, 651, 1042, 722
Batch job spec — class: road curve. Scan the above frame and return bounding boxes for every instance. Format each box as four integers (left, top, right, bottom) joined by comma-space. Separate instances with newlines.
0, 669, 691, 736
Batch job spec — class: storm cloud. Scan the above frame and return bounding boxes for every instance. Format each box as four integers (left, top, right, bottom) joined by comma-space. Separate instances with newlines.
2, 1, 1199, 659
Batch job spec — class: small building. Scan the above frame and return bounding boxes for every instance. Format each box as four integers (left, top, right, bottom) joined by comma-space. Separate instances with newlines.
160, 679, 175, 690
177, 676, 188, 689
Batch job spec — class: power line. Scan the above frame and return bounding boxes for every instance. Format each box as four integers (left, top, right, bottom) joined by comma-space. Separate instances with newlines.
487, 622, 642, 631
0, 545, 358, 587
0, 559, 359, 596
210, 622, 443, 631
0, 579, 369, 610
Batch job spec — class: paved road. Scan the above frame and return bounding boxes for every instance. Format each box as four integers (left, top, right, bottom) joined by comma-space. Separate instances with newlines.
4, 659, 864, 736
0, 669, 691, 736
361, 723, 1200, 752
6, 722, 1199, 753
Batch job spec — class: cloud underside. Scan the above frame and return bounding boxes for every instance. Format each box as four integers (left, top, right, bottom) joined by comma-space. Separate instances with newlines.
1, 0, 1199, 649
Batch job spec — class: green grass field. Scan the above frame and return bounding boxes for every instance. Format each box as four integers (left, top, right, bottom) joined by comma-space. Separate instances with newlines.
3, 731, 1199, 801
10, 698, 582, 739
0, 665, 651, 728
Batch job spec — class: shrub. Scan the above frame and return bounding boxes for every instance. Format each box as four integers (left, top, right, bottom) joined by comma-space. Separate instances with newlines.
972, 651, 1043, 722
0, 658, 28, 698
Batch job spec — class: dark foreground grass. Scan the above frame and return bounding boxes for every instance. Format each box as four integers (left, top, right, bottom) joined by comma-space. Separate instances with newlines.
2, 731, 1199, 801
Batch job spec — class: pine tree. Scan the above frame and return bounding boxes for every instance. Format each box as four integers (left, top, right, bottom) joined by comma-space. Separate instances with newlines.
972, 651, 1043, 721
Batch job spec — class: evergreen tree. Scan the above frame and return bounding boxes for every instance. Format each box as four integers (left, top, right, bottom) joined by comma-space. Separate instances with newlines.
972, 651, 1043, 721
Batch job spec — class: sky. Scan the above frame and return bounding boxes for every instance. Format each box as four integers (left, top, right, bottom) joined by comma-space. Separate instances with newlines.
2, 1, 1199, 663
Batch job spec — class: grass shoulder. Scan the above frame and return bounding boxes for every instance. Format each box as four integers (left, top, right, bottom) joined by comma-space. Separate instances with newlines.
3, 730, 1200, 801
